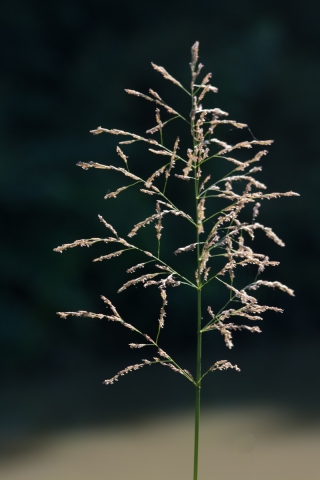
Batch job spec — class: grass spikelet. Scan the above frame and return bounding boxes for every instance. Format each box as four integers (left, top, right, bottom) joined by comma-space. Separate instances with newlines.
92, 249, 127, 262
77, 161, 142, 181
118, 273, 162, 293
209, 360, 240, 372
98, 215, 118, 236
151, 62, 183, 88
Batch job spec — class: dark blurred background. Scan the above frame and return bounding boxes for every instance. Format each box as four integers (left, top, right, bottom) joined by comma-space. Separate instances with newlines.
1, 0, 319, 478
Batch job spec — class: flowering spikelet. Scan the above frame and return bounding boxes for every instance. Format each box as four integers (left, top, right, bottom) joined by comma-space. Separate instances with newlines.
190, 41, 199, 68
57, 310, 111, 320
126, 262, 148, 273
151, 62, 183, 88
118, 273, 162, 293
140, 188, 158, 195
149, 148, 172, 156
92, 249, 127, 262
145, 166, 167, 188
104, 186, 130, 200
158, 288, 167, 328
77, 161, 142, 182
252, 202, 261, 221
210, 360, 240, 372
248, 280, 294, 296
166, 137, 179, 178
100, 296, 121, 317
129, 343, 149, 349
144, 274, 181, 289
197, 198, 206, 233
155, 201, 163, 241
174, 243, 198, 255
103, 360, 152, 385
116, 146, 128, 166
210, 320, 262, 349
128, 211, 167, 238
54, 237, 112, 253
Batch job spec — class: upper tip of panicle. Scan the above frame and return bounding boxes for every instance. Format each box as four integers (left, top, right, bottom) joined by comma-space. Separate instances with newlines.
192, 41, 199, 50
90, 126, 103, 135
191, 41, 200, 67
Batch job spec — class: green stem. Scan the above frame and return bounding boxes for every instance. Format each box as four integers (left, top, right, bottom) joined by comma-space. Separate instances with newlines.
193, 286, 202, 480
193, 84, 202, 480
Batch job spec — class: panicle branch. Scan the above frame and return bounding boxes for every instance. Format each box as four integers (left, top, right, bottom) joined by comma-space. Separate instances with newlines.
77, 161, 142, 182
248, 280, 294, 296
118, 273, 162, 293
151, 63, 183, 89
209, 360, 241, 372
54, 237, 109, 253
103, 359, 152, 385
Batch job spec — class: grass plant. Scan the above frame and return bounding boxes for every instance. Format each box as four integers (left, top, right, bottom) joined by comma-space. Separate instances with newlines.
55, 42, 299, 480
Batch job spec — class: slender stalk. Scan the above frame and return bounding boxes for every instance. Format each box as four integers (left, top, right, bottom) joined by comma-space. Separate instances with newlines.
193, 285, 202, 480
193, 80, 202, 478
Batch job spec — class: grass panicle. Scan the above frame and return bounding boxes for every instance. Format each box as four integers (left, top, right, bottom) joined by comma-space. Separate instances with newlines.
54, 42, 299, 480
